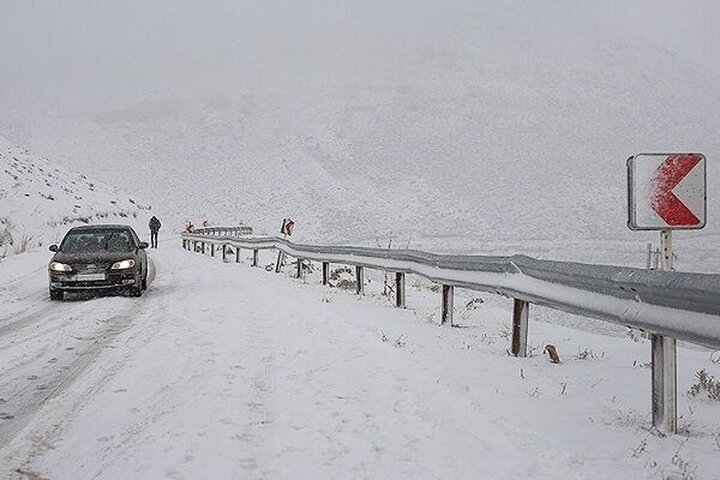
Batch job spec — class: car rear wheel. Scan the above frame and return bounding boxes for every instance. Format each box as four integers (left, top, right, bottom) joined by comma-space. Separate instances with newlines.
49, 289, 64, 301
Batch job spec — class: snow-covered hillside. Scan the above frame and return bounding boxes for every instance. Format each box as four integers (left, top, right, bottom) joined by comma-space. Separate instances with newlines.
0, 136, 151, 255
0, 1, 718, 265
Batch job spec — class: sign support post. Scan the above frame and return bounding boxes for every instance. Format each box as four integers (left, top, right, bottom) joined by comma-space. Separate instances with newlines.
651, 229, 677, 434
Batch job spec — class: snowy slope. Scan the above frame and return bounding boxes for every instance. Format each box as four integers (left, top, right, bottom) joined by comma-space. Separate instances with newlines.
0, 136, 151, 255
0, 1, 719, 265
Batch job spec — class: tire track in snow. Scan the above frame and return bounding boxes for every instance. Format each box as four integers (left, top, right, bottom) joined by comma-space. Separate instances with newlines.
0, 259, 159, 450
0, 302, 144, 446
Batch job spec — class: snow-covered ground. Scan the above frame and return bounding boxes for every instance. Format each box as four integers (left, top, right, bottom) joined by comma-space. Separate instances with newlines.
0, 135, 151, 256
1, 239, 718, 479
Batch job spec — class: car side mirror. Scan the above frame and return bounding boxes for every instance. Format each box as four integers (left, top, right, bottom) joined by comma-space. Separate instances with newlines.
138, 242, 149, 249
49, 245, 59, 252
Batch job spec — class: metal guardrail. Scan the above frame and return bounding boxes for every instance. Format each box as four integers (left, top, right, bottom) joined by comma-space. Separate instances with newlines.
190, 226, 253, 237
180, 231, 720, 434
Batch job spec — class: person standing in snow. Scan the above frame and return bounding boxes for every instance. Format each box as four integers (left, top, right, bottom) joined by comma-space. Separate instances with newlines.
149, 215, 161, 248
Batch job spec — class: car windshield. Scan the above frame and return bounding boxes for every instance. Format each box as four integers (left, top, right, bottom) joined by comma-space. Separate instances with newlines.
60, 230, 134, 253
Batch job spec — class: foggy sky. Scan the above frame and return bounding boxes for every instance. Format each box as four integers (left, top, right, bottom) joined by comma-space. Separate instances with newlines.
1, 0, 719, 111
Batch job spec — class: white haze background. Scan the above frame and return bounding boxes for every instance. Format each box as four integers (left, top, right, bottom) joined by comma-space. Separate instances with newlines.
1, 0, 719, 259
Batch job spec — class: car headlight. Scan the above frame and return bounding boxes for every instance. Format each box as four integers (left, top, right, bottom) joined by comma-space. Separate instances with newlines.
49, 262, 73, 272
110, 259, 136, 270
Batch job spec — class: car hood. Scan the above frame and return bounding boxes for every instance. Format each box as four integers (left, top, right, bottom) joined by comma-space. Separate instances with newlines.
52, 251, 139, 264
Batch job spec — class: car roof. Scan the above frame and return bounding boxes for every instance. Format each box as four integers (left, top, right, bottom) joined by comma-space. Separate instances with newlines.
67, 224, 134, 232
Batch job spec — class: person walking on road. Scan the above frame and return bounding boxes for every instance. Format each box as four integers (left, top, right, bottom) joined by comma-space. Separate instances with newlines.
149, 215, 162, 248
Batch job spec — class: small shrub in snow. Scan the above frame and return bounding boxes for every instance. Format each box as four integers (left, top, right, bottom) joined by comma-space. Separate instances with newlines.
499, 325, 511, 340
688, 369, 720, 401
12, 233, 32, 254
380, 330, 408, 348
526, 387, 540, 398
630, 435, 648, 459
626, 328, 646, 343
559, 382, 568, 395
669, 444, 697, 480
574, 347, 604, 360
330, 266, 356, 290
464, 297, 483, 309
0, 218, 13, 250
460, 297, 484, 320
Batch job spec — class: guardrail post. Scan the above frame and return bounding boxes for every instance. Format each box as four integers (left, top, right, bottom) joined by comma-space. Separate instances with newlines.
235, 246, 241, 263
222, 245, 227, 262
252, 249, 259, 267
395, 272, 406, 308
201, 242, 206, 254
322, 262, 330, 285
511, 299, 529, 357
296, 259, 303, 278
211, 244, 215, 257
651, 334, 677, 433
275, 251, 284, 273
355, 266, 364, 295
441, 285, 454, 326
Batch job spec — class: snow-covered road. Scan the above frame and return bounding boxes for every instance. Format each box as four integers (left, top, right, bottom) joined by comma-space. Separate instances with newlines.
1, 243, 719, 479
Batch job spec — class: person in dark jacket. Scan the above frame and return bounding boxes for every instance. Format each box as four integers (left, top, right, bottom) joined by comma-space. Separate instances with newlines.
149, 216, 161, 248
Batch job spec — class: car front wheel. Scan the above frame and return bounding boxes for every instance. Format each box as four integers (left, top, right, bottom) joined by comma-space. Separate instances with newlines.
49, 289, 64, 301
131, 275, 143, 297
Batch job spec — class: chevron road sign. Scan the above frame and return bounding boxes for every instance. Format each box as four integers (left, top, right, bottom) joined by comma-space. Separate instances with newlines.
627, 153, 706, 230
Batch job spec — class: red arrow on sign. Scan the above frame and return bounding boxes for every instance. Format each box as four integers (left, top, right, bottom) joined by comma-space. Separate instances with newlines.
650, 154, 702, 226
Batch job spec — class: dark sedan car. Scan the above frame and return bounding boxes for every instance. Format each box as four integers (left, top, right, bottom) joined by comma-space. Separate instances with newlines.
48, 224, 149, 301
